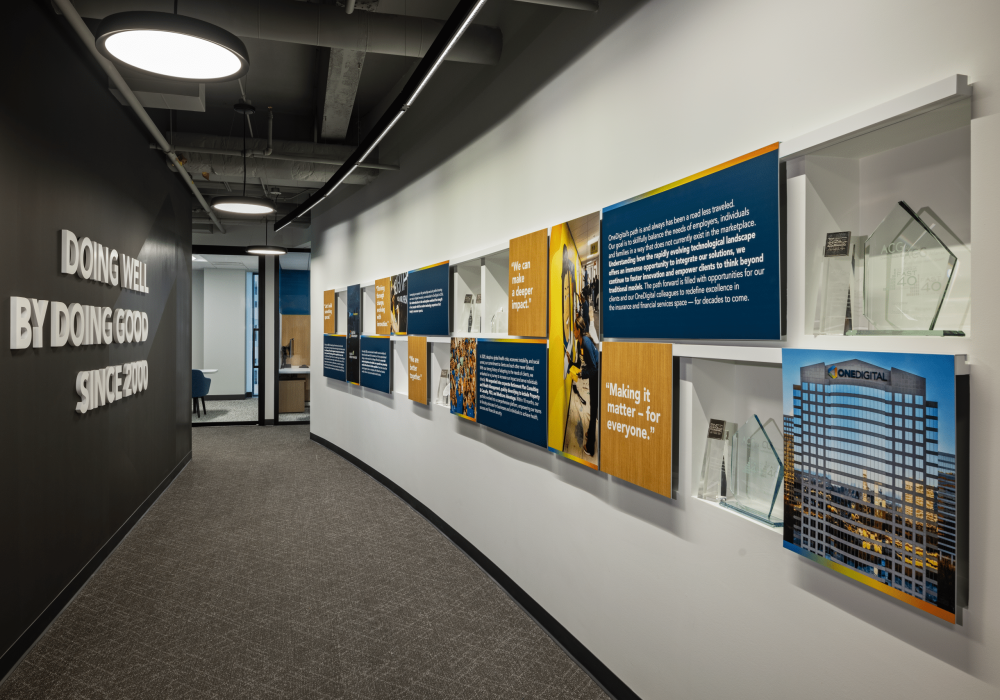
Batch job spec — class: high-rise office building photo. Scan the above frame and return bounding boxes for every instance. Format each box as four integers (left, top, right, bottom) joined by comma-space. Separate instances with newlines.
781, 350, 962, 622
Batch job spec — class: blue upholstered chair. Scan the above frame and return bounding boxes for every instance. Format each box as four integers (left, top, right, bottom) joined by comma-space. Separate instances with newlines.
192, 370, 211, 417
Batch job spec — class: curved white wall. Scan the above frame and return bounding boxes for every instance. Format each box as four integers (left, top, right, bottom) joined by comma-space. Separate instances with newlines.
309, 1, 1000, 697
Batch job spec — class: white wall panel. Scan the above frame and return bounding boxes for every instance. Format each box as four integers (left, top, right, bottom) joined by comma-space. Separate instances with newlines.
309, 1, 1000, 697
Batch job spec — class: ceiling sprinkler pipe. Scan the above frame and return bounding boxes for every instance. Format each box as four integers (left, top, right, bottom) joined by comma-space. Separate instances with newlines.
265, 108, 273, 156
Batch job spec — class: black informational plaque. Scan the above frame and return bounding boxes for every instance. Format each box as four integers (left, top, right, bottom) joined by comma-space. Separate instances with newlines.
707, 418, 727, 440
347, 284, 361, 384
824, 231, 851, 257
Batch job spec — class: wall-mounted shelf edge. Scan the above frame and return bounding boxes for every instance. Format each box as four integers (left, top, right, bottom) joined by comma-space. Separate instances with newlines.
664, 344, 782, 363
779, 74, 970, 161
449, 238, 517, 267
691, 496, 785, 534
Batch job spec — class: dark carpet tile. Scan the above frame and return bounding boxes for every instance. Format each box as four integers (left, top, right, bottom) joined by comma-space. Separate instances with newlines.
0, 425, 609, 700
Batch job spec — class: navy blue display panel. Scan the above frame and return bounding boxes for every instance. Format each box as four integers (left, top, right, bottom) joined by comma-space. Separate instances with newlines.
347, 284, 361, 384
323, 335, 347, 382
602, 144, 781, 340
406, 261, 450, 336
476, 340, 547, 447
278, 267, 309, 315
360, 336, 392, 394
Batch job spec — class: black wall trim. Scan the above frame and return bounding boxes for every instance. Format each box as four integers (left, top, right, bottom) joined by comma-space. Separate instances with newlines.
204, 393, 251, 401
308, 433, 642, 700
0, 451, 192, 683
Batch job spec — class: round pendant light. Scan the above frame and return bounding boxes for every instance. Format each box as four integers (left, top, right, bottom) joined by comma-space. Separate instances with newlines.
247, 244, 287, 256
95, 12, 249, 82
211, 196, 276, 215
248, 217, 286, 256
211, 101, 275, 217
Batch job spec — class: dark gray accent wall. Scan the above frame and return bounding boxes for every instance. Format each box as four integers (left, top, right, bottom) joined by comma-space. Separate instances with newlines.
0, 1, 192, 665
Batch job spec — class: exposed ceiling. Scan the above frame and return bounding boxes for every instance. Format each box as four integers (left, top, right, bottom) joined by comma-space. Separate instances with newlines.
63, 0, 607, 246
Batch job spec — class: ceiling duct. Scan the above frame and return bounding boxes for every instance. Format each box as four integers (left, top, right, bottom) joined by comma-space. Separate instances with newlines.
167, 132, 380, 189
70, 0, 502, 65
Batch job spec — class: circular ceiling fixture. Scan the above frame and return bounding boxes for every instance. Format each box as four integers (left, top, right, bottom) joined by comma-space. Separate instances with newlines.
247, 217, 286, 256
95, 12, 249, 82
211, 196, 275, 215
211, 101, 275, 217
247, 244, 287, 256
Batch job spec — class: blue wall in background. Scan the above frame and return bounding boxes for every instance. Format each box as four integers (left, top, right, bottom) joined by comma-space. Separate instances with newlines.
279, 267, 310, 315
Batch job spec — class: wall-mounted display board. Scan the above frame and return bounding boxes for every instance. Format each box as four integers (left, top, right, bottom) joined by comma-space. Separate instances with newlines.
782, 348, 966, 623
374, 278, 391, 335
407, 335, 428, 404
477, 339, 547, 447
602, 144, 781, 340
359, 335, 392, 394
347, 284, 361, 385
323, 334, 347, 382
450, 338, 477, 420
548, 212, 602, 469
508, 229, 548, 337
407, 261, 449, 336
600, 342, 675, 498
391, 272, 408, 335
323, 289, 336, 334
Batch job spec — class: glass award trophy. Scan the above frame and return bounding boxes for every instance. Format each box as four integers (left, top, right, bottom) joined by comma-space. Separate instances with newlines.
721, 415, 784, 527
463, 294, 475, 333
436, 369, 449, 406
813, 231, 858, 335
697, 418, 735, 501
854, 201, 963, 336
473, 293, 482, 333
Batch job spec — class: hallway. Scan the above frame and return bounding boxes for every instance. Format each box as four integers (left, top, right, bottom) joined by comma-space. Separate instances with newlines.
0, 427, 608, 699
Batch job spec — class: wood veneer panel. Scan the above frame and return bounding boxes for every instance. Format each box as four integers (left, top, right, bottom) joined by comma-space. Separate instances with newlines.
600, 342, 673, 498
281, 314, 311, 367
509, 228, 548, 338
407, 335, 428, 404
323, 289, 336, 334
375, 277, 391, 335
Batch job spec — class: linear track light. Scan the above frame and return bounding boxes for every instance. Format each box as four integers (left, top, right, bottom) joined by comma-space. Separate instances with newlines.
274, 0, 488, 232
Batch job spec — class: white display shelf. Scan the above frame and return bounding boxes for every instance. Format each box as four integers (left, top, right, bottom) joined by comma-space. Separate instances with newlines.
449, 238, 515, 267
673, 344, 782, 364
779, 74, 970, 161
389, 335, 451, 344
691, 497, 784, 534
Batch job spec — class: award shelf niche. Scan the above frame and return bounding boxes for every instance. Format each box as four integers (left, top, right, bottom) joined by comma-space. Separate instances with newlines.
451, 249, 510, 336
784, 75, 972, 338
681, 355, 786, 531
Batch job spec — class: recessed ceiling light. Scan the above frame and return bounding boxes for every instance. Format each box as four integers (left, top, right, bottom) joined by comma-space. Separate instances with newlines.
95, 12, 249, 82
211, 196, 275, 215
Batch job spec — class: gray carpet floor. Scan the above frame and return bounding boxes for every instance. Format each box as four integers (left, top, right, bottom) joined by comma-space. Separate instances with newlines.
192, 398, 259, 424
0, 426, 609, 700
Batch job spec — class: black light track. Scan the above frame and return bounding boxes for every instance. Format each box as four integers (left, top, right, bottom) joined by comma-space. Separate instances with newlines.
274, 0, 489, 232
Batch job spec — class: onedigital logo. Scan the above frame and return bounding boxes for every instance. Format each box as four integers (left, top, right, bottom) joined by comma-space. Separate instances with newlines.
827, 364, 889, 382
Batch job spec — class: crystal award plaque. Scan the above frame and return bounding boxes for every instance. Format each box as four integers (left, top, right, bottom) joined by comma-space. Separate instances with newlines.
813, 231, 858, 335
855, 201, 963, 336
697, 418, 735, 501
436, 369, 449, 406
721, 415, 784, 527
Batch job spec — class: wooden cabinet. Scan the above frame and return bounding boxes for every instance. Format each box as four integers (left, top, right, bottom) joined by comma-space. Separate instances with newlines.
279, 379, 305, 413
